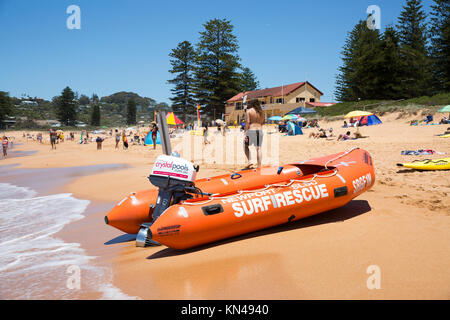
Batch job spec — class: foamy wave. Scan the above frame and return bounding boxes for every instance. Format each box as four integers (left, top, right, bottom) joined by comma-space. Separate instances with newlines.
99, 283, 140, 300
0, 183, 136, 300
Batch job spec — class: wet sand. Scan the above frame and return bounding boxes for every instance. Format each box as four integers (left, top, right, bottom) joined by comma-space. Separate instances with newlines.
1, 112, 449, 299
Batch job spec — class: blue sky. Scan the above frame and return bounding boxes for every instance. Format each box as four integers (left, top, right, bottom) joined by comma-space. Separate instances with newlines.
0, 0, 436, 104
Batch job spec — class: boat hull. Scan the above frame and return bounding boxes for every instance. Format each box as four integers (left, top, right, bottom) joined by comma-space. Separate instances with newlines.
150, 149, 375, 249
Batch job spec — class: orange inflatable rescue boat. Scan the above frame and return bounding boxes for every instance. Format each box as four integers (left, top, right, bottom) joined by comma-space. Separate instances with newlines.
105, 147, 375, 250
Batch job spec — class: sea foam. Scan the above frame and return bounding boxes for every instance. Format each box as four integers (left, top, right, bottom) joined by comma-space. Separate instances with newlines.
0, 183, 138, 300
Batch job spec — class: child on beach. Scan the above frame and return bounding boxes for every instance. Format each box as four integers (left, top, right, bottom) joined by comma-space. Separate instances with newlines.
151, 122, 158, 149
122, 132, 128, 149
2, 136, 8, 157
115, 129, 120, 149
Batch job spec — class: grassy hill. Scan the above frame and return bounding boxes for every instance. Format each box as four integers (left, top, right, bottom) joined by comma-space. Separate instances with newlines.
317, 92, 450, 119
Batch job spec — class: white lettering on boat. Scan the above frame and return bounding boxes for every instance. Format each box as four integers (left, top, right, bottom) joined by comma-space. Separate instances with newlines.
232, 184, 329, 218
352, 173, 372, 194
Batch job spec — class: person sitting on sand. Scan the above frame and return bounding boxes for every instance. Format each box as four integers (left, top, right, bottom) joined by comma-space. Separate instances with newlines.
278, 121, 287, 133
327, 128, 335, 138
424, 114, 433, 124
343, 121, 348, 128
309, 128, 327, 139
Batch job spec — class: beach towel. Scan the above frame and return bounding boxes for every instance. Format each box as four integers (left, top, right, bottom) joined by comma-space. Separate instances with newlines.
401, 149, 445, 156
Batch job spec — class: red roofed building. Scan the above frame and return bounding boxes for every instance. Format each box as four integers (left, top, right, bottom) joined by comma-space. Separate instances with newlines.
225, 81, 328, 124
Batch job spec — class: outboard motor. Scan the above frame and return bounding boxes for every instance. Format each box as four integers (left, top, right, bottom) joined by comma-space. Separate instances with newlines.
136, 155, 199, 247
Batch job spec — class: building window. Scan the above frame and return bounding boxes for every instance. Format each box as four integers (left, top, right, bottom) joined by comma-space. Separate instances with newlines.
270, 97, 273, 104
236, 102, 243, 110
275, 98, 284, 104
296, 97, 306, 103
309, 98, 315, 103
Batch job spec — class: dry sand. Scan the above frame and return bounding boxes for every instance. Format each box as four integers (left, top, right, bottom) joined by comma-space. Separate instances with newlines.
1, 112, 449, 299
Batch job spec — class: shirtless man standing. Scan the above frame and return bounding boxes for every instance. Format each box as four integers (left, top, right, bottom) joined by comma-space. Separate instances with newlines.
244, 99, 265, 168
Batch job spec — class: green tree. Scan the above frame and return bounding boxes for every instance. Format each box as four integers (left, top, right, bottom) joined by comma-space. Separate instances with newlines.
239, 67, 259, 92
376, 26, 406, 99
194, 18, 242, 119
396, 0, 432, 98
79, 94, 90, 106
90, 104, 101, 126
126, 99, 137, 125
335, 20, 382, 101
55, 86, 78, 126
0, 91, 15, 125
168, 41, 197, 123
429, 0, 450, 92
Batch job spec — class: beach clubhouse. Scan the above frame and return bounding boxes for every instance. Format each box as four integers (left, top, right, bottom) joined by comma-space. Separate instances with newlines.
225, 81, 334, 124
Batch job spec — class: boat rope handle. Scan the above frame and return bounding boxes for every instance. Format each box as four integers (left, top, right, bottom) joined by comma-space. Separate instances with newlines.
182, 147, 361, 206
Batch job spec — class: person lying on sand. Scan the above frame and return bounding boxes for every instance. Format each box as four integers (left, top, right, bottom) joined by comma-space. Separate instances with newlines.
309, 128, 328, 139
337, 131, 352, 141
436, 127, 450, 136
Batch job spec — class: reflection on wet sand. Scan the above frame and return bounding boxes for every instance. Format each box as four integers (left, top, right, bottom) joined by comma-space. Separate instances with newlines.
132, 253, 301, 299
110, 200, 372, 299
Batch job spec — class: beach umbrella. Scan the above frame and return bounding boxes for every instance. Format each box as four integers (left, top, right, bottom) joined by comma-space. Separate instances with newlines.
282, 114, 299, 121
344, 110, 373, 118
286, 106, 317, 115
293, 116, 307, 122
215, 119, 225, 126
438, 105, 450, 113
166, 112, 184, 125
268, 116, 283, 121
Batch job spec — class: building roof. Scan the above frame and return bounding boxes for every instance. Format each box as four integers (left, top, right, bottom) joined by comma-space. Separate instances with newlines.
227, 81, 323, 103
306, 102, 336, 108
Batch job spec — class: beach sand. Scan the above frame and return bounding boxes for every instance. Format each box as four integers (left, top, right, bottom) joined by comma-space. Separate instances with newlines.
1, 112, 449, 299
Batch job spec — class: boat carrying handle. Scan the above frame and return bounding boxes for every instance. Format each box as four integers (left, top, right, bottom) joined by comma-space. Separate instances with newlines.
231, 173, 242, 180
202, 204, 224, 216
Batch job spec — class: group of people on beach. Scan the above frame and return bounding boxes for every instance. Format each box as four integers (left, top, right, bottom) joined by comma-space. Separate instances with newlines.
308, 126, 365, 141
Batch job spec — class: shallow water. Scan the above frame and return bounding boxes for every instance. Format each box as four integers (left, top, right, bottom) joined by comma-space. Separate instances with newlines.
0, 164, 138, 300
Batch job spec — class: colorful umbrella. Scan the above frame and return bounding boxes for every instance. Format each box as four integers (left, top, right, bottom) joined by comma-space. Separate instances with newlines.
344, 110, 373, 118
166, 112, 184, 125
438, 105, 450, 113
268, 116, 283, 121
282, 114, 299, 120
292, 116, 307, 122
